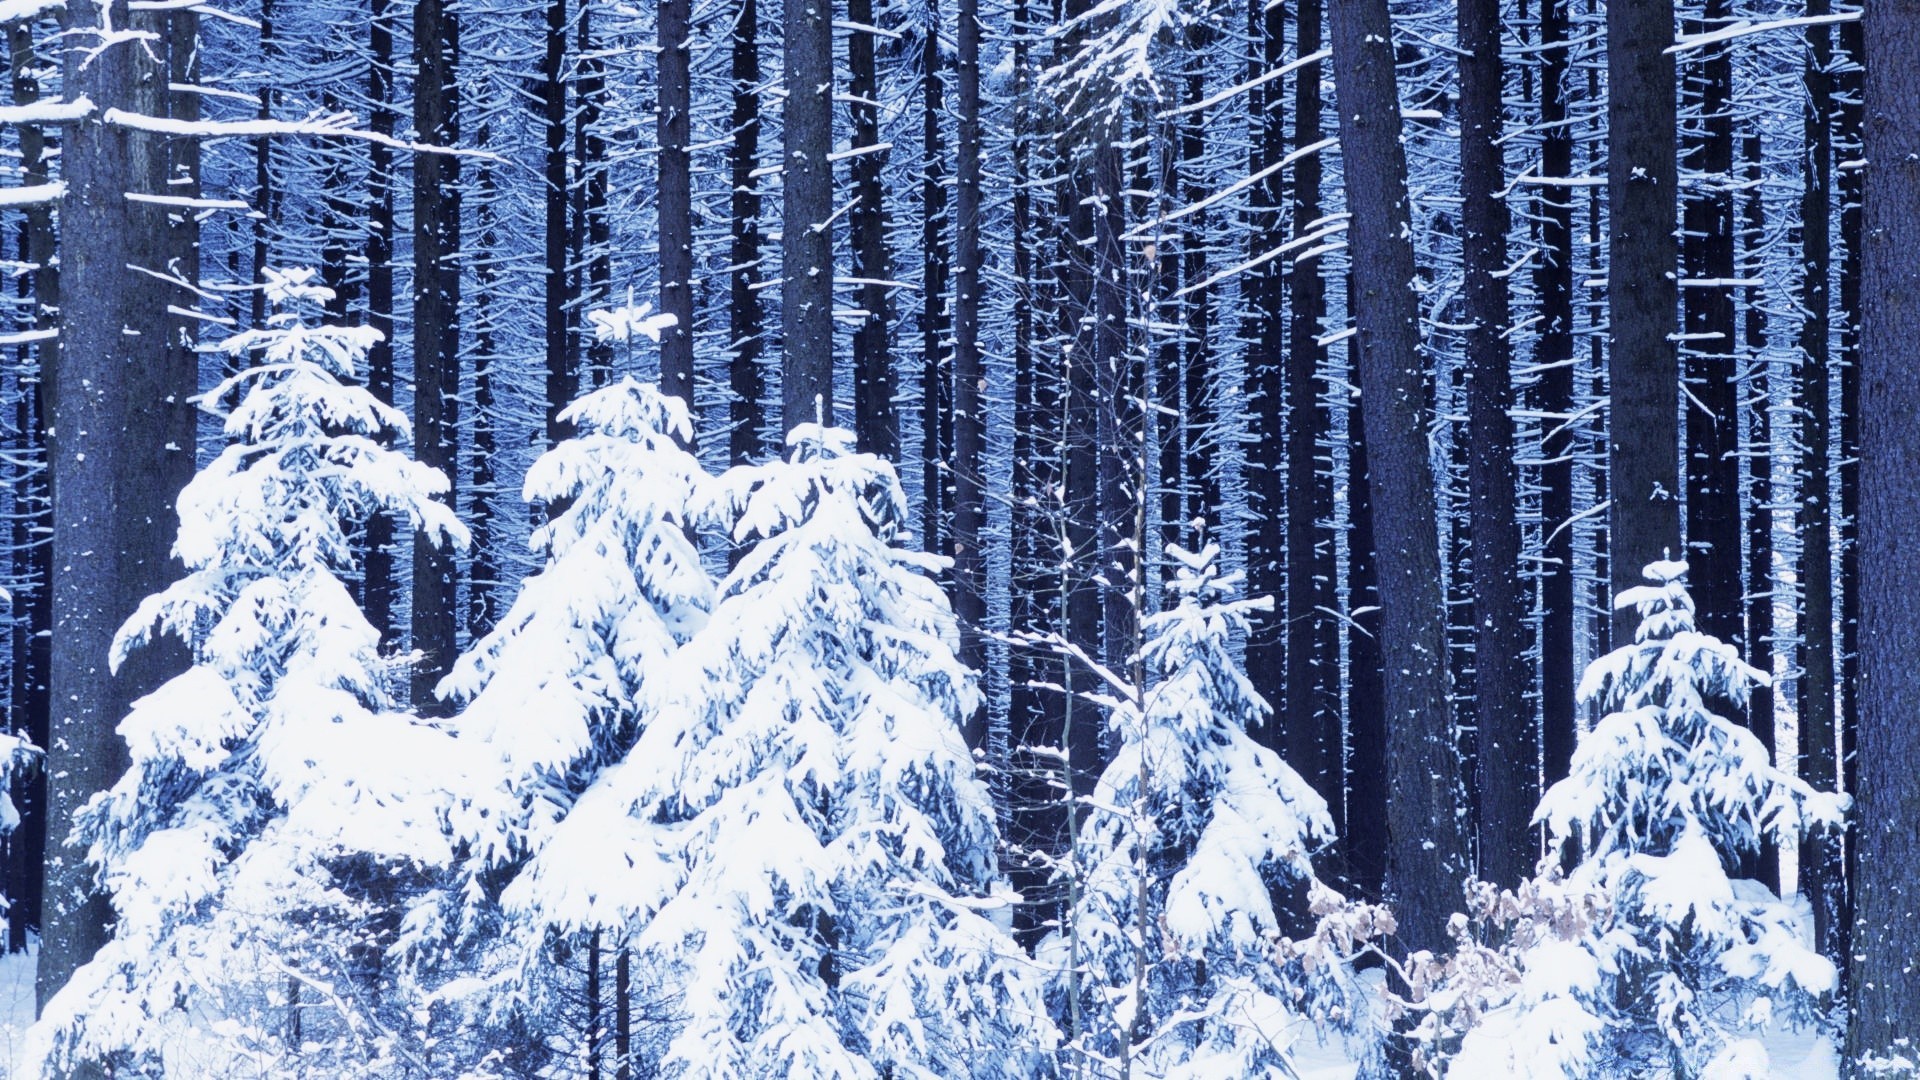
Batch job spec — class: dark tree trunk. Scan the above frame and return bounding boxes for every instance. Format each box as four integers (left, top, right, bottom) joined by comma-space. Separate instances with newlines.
1834, 11, 1864, 963
40, 0, 198, 1017
1286, 2, 1339, 874
922, 14, 951, 554
1681, 0, 1742, 648
1242, 0, 1287, 764
362, 0, 396, 643
847, 1, 895, 458
543, 0, 575, 444
1180, 42, 1218, 535
251, 0, 275, 330
781, 0, 833, 433
1848, 1, 1920, 1062
729, 0, 767, 467
1606, 0, 1681, 623
1459, 0, 1532, 890
413, 0, 462, 710
1346, 403, 1388, 900
950, 0, 985, 747
469, 132, 500, 640
1091, 141, 1132, 673
1329, 0, 1465, 958
1740, 130, 1778, 894
658, 0, 693, 417
6, 20, 52, 952
1799, 0, 1845, 966
1535, 0, 1579, 805
579, 6, 610, 389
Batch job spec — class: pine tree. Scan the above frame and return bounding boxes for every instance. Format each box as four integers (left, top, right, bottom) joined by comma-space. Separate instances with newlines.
26, 270, 473, 1076
425, 373, 712, 1071
1419, 561, 1844, 1078
1043, 541, 1367, 1076
618, 426, 1054, 1077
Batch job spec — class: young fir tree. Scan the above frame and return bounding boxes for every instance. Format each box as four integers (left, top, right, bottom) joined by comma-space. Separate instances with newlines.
25, 269, 473, 1077
617, 426, 1055, 1077
1418, 561, 1845, 1078
1042, 542, 1367, 1077
420, 373, 712, 1069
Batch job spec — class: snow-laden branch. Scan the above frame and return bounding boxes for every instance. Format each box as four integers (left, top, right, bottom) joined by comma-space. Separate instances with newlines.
0, 97, 94, 125
102, 108, 502, 162
1666, 12, 1857, 55
0, 183, 63, 207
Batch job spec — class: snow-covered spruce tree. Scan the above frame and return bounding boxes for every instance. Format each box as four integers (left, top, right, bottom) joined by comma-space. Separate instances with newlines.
614, 425, 1055, 1077
414, 374, 712, 1073
1041, 541, 1373, 1077
25, 269, 474, 1078
1413, 560, 1845, 1078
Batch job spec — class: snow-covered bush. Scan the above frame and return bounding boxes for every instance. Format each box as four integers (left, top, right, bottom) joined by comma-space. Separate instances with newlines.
415, 377, 713, 1072
1042, 541, 1371, 1077
611, 425, 1055, 1077
25, 269, 475, 1077
1412, 560, 1846, 1078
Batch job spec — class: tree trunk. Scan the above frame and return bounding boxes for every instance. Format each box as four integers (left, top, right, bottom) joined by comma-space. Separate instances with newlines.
921, 14, 950, 553
1848, 1, 1920, 1062
362, 0, 396, 643
847, 0, 895, 458
1459, 0, 1532, 890
40, 0, 198, 1017
657, 0, 692, 416
1799, 0, 1845, 965
950, 0, 985, 747
580, 4, 610, 391
1346, 402, 1388, 899
543, 0, 575, 444
1286, 1, 1340, 873
1328, 0, 1465, 957
1535, 0, 1580, 810
781, 0, 833, 433
729, 0, 767, 467
1606, 0, 1681, 624
1681, 0, 1742, 647
413, 0, 462, 711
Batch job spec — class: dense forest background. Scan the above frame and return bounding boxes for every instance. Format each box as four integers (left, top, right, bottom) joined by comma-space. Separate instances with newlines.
0, 0, 1918, 1073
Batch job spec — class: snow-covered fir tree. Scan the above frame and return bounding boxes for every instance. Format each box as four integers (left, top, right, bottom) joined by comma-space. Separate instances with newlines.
417, 375, 713, 1071
608, 424, 1056, 1077
1042, 541, 1366, 1077
25, 269, 475, 1077
1417, 560, 1846, 1078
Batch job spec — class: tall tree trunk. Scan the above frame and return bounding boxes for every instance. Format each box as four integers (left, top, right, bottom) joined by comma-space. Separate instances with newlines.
469, 129, 499, 640
922, 14, 951, 553
1535, 0, 1580, 807
658, 0, 693, 416
1740, 129, 1778, 893
847, 1, 895, 457
1834, 12, 1864, 959
1459, 0, 1532, 890
781, 0, 834, 432
1286, 1, 1339, 871
40, 0, 198, 1017
1346, 402, 1389, 899
1606, 0, 1681, 624
579, 5, 610, 388
1242, 0, 1287, 764
1681, 0, 1742, 646
1848, 1, 1920, 1062
543, 0, 575, 443
950, 0, 985, 746
362, 0, 396, 644
729, 0, 768, 467
6, 19, 51, 954
413, 0, 462, 710
1799, 0, 1844, 966
1329, 0, 1465, 958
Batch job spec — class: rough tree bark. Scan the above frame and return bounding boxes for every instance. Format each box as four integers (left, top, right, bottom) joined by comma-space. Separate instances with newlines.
1328, 0, 1465, 957
1846, 0, 1920, 1064
1606, 0, 1681, 626
950, 0, 985, 747
1458, 0, 1533, 890
40, 0, 199, 1020
781, 0, 833, 432
729, 0, 768, 467
847, 1, 895, 459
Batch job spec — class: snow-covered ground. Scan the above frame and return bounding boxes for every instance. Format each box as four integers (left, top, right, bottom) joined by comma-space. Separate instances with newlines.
0, 942, 1839, 1078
